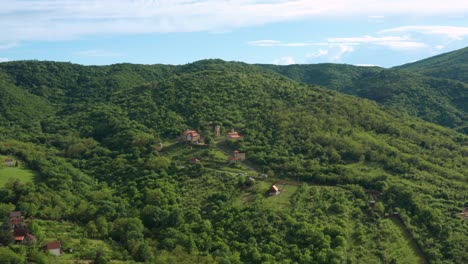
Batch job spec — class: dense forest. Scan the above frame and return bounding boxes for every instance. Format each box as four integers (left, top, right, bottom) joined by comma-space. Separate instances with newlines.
0, 50, 467, 263
396, 46, 468, 83
258, 53, 468, 134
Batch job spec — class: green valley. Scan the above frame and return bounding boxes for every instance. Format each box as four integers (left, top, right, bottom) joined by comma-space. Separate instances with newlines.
0, 52, 466, 263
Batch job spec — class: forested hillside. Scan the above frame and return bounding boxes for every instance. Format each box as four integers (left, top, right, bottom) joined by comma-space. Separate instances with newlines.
259, 62, 468, 133
396, 46, 468, 83
0, 59, 466, 263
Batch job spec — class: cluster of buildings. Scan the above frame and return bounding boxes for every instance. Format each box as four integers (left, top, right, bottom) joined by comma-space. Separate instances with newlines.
6, 211, 61, 256
175, 127, 286, 197
180, 127, 244, 145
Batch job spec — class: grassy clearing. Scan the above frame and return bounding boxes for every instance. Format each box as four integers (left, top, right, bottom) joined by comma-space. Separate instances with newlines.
0, 155, 35, 187
235, 178, 300, 211
34, 220, 129, 263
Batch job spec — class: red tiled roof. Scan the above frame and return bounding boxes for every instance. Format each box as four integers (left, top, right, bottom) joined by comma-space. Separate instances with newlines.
13, 229, 28, 237
183, 130, 197, 135
15, 236, 25, 241
9, 211, 21, 218
47, 241, 61, 250
227, 132, 242, 139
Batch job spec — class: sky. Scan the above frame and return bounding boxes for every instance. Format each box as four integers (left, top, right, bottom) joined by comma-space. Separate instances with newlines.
0, 0, 467, 67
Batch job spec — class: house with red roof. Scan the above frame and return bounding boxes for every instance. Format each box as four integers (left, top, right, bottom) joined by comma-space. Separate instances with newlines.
226, 129, 243, 140
9, 211, 24, 226
181, 129, 201, 144
46, 241, 62, 256
229, 150, 246, 163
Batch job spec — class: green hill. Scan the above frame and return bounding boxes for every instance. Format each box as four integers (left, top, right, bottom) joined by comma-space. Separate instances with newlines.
259, 62, 468, 133
0, 60, 466, 263
395, 46, 468, 83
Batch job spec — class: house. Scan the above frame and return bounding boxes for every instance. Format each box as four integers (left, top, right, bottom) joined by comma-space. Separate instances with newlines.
226, 129, 243, 140
9, 211, 24, 225
229, 150, 246, 163
5, 158, 14, 167
214, 125, 221, 137
269, 184, 280, 195
46, 241, 62, 256
13, 228, 28, 243
189, 158, 201, 164
12, 228, 35, 244
181, 130, 201, 144
233, 150, 246, 161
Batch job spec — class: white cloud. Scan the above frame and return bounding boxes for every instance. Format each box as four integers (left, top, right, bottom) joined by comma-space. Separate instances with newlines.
306, 49, 329, 58
0, 58, 9, 62
355, 63, 378, 67
1, 1, 468, 42
328, 35, 427, 50
248, 40, 282, 46
77, 50, 123, 57
306, 44, 355, 62
248, 40, 314, 47
435, 45, 445, 50
380, 26, 468, 40
331, 44, 355, 61
272, 56, 296, 65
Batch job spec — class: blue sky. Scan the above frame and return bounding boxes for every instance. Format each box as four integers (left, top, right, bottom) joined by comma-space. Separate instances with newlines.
0, 0, 467, 67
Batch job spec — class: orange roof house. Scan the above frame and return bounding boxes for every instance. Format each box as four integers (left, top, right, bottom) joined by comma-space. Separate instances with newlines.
14, 229, 27, 242
182, 130, 201, 144
226, 129, 243, 140
9, 211, 24, 225
229, 150, 246, 163
46, 241, 62, 256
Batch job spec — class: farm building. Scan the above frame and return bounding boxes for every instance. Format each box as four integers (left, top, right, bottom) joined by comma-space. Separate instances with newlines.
46, 241, 62, 256
226, 129, 243, 140
181, 130, 202, 144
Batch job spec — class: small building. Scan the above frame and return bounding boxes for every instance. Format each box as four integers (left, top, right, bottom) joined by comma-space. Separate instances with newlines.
226, 129, 243, 140
214, 125, 221, 137
269, 184, 280, 195
13, 228, 28, 243
9, 211, 24, 226
189, 158, 201, 164
181, 130, 201, 144
12, 228, 35, 244
46, 241, 62, 256
5, 158, 14, 167
229, 150, 246, 163
233, 150, 246, 161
